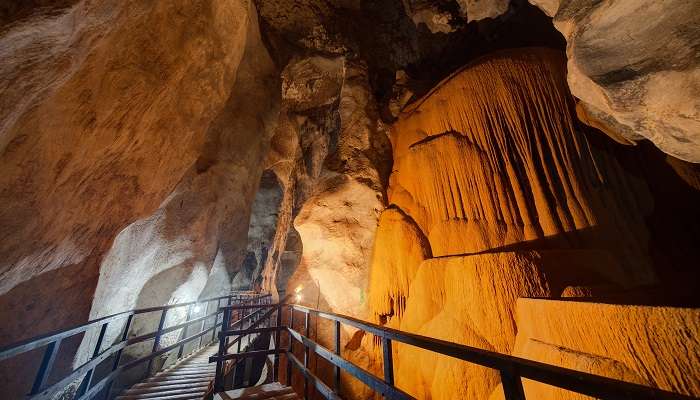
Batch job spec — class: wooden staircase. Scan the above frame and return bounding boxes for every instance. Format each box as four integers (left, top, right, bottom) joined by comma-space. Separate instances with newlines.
214, 382, 299, 400
115, 344, 218, 400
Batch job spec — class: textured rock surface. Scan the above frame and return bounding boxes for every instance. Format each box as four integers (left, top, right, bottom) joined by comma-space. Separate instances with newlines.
1, 1, 699, 399
528, 0, 700, 162
365, 48, 700, 399
395, 253, 551, 399
0, 0, 280, 396
389, 49, 654, 283
509, 298, 700, 398
285, 60, 391, 320
0, 0, 276, 344
401, 0, 456, 33
368, 207, 431, 324
457, 0, 509, 21
79, 1, 280, 374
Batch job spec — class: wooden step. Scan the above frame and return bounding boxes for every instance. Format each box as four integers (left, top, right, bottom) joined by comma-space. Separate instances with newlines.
117, 343, 219, 400
124, 382, 210, 395
116, 392, 205, 400
214, 382, 299, 400
161, 365, 216, 375
141, 373, 215, 384
131, 378, 213, 390
116, 386, 206, 399
155, 369, 215, 377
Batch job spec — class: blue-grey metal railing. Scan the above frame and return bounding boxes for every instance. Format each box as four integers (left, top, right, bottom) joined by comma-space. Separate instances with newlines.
209, 303, 698, 400
0, 291, 267, 400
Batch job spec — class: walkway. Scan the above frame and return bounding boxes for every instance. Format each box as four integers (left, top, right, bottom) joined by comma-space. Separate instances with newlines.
214, 382, 299, 400
116, 344, 218, 400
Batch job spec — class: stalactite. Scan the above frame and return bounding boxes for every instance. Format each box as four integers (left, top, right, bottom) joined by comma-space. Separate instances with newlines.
389, 48, 654, 285
362, 48, 681, 400
367, 207, 431, 325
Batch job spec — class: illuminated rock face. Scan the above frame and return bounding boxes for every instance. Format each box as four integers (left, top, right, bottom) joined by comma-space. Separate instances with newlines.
232, 54, 392, 329
366, 48, 700, 399
0, 0, 279, 349
389, 48, 654, 284
368, 207, 431, 324
510, 299, 700, 398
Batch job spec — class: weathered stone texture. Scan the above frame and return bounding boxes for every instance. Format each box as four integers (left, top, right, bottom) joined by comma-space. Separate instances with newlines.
0, 2, 280, 395
529, 0, 700, 162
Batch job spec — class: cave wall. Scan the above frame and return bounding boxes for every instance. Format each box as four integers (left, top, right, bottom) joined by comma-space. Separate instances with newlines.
528, 0, 700, 162
0, 0, 698, 398
365, 48, 700, 399
0, 0, 280, 396
249, 53, 392, 321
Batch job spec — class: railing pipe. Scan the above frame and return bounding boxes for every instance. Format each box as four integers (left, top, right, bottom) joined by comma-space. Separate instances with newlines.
74, 321, 109, 398
382, 337, 394, 388
334, 320, 341, 393
29, 339, 61, 395
303, 310, 310, 400
104, 313, 133, 398
146, 308, 168, 376
287, 306, 294, 385
214, 306, 232, 393
199, 300, 211, 349
274, 303, 283, 382
178, 303, 194, 359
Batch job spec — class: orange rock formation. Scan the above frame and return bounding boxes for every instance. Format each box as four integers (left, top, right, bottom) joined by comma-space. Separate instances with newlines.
366, 48, 700, 399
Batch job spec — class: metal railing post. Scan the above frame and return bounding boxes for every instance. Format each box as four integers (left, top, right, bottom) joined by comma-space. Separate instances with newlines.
75, 321, 109, 398
214, 306, 231, 393
382, 337, 394, 390
334, 320, 341, 393
199, 300, 211, 348
286, 307, 294, 385
177, 304, 194, 359
104, 314, 133, 399
500, 367, 525, 400
303, 310, 310, 400
29, 339, 61, 395
147, 309, 168, 376
273, 303, 283, 381
212, 298, 222, 343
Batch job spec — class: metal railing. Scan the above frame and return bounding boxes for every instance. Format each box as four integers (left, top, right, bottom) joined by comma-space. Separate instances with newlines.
210, 302, 698, 400
0, 291, 267, 400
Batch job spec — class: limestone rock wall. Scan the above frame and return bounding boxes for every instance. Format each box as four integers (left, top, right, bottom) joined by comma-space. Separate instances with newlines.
80, 0, 280, 375
389, 48, 654, 284
365, 48, 699, 399
509, 299, 700, 398
0, 0, 280, 396
255, 55, 392, 321
528, 0, 700, 162
367, 207, 431, 324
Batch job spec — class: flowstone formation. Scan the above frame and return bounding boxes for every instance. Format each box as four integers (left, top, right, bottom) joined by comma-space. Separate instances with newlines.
365, 48, 700, 399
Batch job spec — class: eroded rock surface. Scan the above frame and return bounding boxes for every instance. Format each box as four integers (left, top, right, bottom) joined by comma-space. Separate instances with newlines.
0, 0, 280, 395
1, 1, 699, 399
529, 0, 700, 162
365, 48, 700, 399
509, 299, 700, 398
270, 57, 390, 317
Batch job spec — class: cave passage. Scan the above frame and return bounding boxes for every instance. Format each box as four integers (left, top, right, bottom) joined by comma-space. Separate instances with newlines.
0, 0, 698, 399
